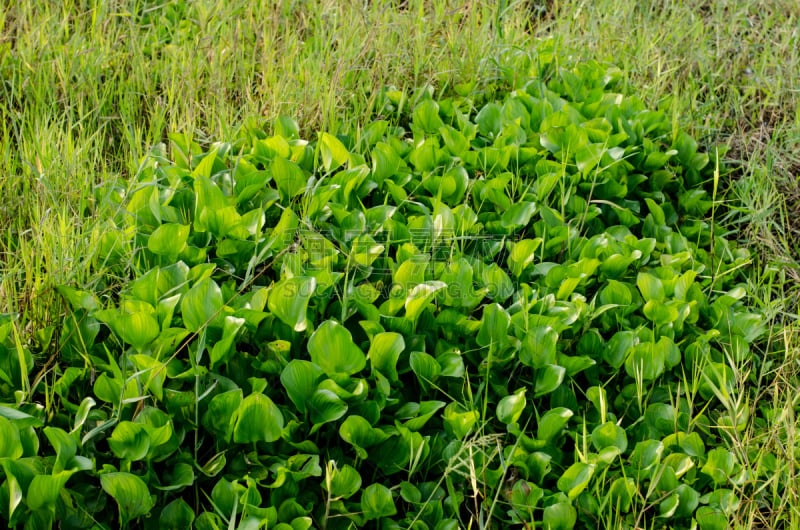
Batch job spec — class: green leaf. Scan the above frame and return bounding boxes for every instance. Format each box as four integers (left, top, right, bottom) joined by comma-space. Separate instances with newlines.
148, 223, 190, 259
405, 281, 446, 323
521, 326, 559, 368
576, 143, 605, 175
413, 99, 445, 134
409, 351, 441, 389
27, 471, 74, 513
325, 463, 361, 499
308, 320, 366, 376
696, 507, 728, 530
604, 330, 636, 369
637, 272, 665, 302
308, 389, 348, 428
542, 501, 577, 530
361, 483, 397, 521
599, 280, 632, 307
209, 315, 246, 370
0, 416, 22, 459
281, 360, 324, 414
508, 238, 541, 277
272, 156, 307, 199
497, 388, 526, 425
609, 477, 636, 512
43, 427, 77, 473
160, 498, 196, 529
557, 462, 595, 500
269, 276, 316, 332
624, 342, 665, 381
368, 332, 404, 382
233, 393, 284, 443
108, 421, 151, 461
180, 277, 224, 332
537, 407, 573, 442
534, 364, 566, 397
501, 203, 538, 231
100, 472, 155, 523
202, 389, 242, 442
476, 303, 510, 350
96, 310, 160, 351
320, 132, 349, 171
156, 462, 195, 491
476, 103, 502, 137
701, 447, 735, 485
339, 416, 390, 459
591, 421, 628, 453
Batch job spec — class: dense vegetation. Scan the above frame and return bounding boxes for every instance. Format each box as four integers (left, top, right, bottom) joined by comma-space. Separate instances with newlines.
2, 1, 798, 529
0, 49, 776, 529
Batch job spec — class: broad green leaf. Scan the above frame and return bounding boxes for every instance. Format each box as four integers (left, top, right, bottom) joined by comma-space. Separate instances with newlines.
576, 143, 605, 175
100, 472, 155, 523
439, 125, 469, 155
629, 439, 664, 472
508, 238, 541, 277
233, 393, 284, 443
497, 388, 526, 425
148, 223, 190, 259
413, 99, 444, 134
609, 477, 636, 512
405, 281, 446, 323
180, 277, 224, 332
0, 416, 22, 459
443, 402, 479, 439
476, 103, 502, 137
43, 427, 76, 473
160, 498, 195, 529
696, 507, 727, 530
501, 202, 538, 231
325, 463, 361, 499
193, 176, 227, 232
361, 483, 397, 521
155, 462, 194, 491
624, 342, 665, 381
308, 320, 366, 376
281, 360, 324, 414
209, 315, 246, 370
269, 276, 316, 332
409, 351, 441, 389
604, 330, 636, 369
272, 156, 307, 199
131, 353, 168, 400
308, 389, 348, 428
637, 272, 665, 302
95, 310, 159, 351
599, 280, 632, 307
340, 416, 389, 459
557, 462, 595, 500
27, 471, 74, 512
320, 132, 349, 172
701, 447, 735, 485
592, 421, 628, 453
537, 407, 573, 442
368, 332, 404, 382
202, 389, 242, 442
521, 326, 559, 368
542, 501, 577, 530
108, 421, 151, 461
476, 303, 510, 350
534, 364, 566, 397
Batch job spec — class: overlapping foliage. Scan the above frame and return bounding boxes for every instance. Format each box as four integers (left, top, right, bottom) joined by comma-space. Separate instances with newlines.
0, 52, 768, 529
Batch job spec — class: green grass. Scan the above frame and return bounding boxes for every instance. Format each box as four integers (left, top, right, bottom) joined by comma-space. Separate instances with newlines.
1, 0, 799, 527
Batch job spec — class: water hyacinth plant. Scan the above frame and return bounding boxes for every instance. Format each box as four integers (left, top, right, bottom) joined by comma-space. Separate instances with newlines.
0, 47, 775, 530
